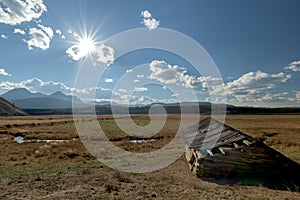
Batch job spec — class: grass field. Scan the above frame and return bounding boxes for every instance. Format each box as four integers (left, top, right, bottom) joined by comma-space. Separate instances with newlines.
0, 114, 299, 199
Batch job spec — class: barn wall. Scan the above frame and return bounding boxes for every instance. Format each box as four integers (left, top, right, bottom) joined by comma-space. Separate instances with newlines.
191, 142, 300, 190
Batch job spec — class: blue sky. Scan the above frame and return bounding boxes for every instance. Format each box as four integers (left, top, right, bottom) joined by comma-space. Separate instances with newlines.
0, 0, 299, 107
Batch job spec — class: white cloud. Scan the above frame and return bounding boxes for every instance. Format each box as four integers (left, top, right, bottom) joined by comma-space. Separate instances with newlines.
72, 32, 80, 39
13, 28, 25, 35
93, 44, 115, 65
224, 71, 290, 94
227, 91, 300, 107
66, 45, 85, 61
149, 60, 186, 84
141, 10, 160, 30
143, 18, 160, 30
0, 34, 8, 39
198, 76, 223, 88
118, 88, 127, 93
137, 74, 144, 78
37, 24, 53, 38
212, 71, 292, 104
0, 68, 11, 76
105, 78, 113, 83
55, 29, 65, 39
66, 34, 95, 61
0, 75, 297, 107
66, 29, 79, 39
55, 29, 62, 35
0, 78, 75, 95
67, 43, 115, 64
0, 0, 47, 25
130, 95, 178, 105
295, 91, 300, 101
285, 60, 300, 72
24, 24, 54, 50
0, 78, 137, 104
149, 60, 212, 88
126, 69, 133, 73
134, 87, 148, 92
134, 79, 140, 83
141, 10, 152, 18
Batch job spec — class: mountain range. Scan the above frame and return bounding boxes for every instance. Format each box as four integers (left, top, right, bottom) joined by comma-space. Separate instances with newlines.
1, 88, 83, 109
1, 88, 299, 115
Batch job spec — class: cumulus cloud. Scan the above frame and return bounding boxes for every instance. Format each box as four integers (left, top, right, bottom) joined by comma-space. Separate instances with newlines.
0, 0, 47, 25
0, 68, 11, 76
24, 24, 54, 50
141, 10, 152, 18
224, 71, 291, 94
0, 78, 140, 104
0, 34, 8, 39
93, 44, 115, 65
66, 45, 85, 61
149, 60, 219, 88
212, 71, 292, 104
0, 78, 75, 95
141, 10, 160, 30
13, 28, 25, 35
0, 77, 137, 104
134, 87, 148, 92
105, 78, 113, 83
66, 42, 115, 64
130, 95, 177, 105
55, 29, 62, 35
285, 60, 300, 72
149, 60, 186, 84
55, 29, 65, 39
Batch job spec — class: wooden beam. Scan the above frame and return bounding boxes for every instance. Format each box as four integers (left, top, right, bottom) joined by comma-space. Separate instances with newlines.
207, 149, 214, 156
243, 140, 251, 146
218, 147, 226, 155
233, 143, 239, 148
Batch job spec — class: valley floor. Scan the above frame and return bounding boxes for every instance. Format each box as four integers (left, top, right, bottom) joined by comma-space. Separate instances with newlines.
0, 115, 299, 199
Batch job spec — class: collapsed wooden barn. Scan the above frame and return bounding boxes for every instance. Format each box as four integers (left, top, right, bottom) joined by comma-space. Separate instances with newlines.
183, 117, 300, 191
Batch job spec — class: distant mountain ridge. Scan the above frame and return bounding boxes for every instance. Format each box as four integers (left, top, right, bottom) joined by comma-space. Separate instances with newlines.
1, 88, 83, 109
1, 88, 46, 102
1, 88, 300, 115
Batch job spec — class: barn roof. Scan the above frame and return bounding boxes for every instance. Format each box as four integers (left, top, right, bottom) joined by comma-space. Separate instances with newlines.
183, 117, 300, 191
183, 117, 256, 152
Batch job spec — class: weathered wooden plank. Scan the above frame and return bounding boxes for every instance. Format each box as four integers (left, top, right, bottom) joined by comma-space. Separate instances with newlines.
184, 117, 300, 191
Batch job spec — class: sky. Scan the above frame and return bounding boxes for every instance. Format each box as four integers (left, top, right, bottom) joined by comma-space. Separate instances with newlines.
0, 0, 299, 107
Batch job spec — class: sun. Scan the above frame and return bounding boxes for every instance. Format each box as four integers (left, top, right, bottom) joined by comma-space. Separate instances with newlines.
66, 29, 100, 61
78, 36, 96, 55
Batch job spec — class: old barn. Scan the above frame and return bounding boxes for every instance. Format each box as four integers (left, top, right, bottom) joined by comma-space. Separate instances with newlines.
183, 117, 300, 191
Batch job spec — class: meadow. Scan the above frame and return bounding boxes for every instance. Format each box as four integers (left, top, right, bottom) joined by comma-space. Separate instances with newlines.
0, 114, 299, 199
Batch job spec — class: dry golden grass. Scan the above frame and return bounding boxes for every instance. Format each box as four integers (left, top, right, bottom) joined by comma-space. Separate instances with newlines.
224, 115, 300, 162
0, 114, 299, 199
